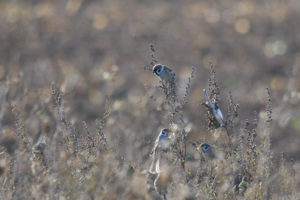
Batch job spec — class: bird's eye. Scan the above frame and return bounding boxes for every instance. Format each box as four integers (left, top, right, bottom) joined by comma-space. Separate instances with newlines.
155, 66, 164, 75
159, 129, 169, 140
157, 67, 162, 74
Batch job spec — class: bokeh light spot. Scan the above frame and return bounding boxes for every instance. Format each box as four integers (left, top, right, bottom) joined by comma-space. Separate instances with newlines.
264, 40, 287, 58
236, 1, 254, 16
291, 117, 300, 132
234, 18, 250, 34
270, 77, 285, 91
89, 89, 102, 104
204, 9, 220, 23
66, 0, 82, 16
93, 14, 108, 30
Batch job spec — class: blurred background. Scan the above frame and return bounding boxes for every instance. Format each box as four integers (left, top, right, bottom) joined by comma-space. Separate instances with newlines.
0, 0, 299, 183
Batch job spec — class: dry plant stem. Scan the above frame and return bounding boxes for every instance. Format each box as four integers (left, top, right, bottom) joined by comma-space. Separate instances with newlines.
149, 43, 158, 66
180, 67, 195, 164
11, 105, 30, 152
227, 91, 239, 124
224, 126, 233, 150
83, 121, 94, 155
182, 66, 195, 107
0, 79, 9, 130
51, 83, 80, 155
208, 62, 220, 104
178, 139, 186, 172
179, 67, 195, 183
264, 88, 273, 197
183, 140, 189, 183
50, 83, 67, 199
96, 96, 111, 151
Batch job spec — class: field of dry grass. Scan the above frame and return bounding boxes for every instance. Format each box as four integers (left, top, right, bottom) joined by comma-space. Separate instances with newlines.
0, 0, 299, 199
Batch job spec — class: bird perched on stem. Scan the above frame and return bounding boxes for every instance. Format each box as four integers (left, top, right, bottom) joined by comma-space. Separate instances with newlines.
203, 89, 225, 129
149, 128, 171, 174
152, 64, 176, 84
190, 141, 216, 159
148, 129, 172, 200
202, 89, 233, 147
152, 64, 177, 104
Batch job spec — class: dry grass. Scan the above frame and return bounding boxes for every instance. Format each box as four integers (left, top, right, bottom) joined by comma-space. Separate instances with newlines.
0, 1, 300, 199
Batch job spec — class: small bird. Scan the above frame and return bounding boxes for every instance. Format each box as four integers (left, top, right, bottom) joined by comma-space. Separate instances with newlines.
149, 129, 172, 199
203, 89, 225, 128
32, 142, 46, 154
190, 141, 216, 159
200, 143, 215, 159
31, 141, 48, 173
152, 64, 176, 83
149, 128, 171, 174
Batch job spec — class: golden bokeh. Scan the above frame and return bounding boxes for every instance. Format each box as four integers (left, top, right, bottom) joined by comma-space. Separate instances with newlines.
93, 14, 108, 30
34, 2, 55, 18
66, 0, 82, 16
234, 18, 250, 34
270, 77, 285, 91
89, 89, 103, 104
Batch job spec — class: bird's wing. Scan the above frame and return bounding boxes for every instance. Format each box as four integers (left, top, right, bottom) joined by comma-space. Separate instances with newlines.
214, 108, 224, 125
